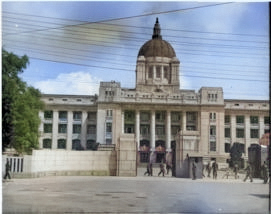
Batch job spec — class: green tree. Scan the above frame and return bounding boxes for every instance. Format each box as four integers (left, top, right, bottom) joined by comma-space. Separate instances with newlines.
2, 49, 44, 154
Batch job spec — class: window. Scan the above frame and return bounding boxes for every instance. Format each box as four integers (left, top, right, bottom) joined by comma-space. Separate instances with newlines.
236, 115, 244, 124
73, 124, 81, 134
73, 111, 82, 120
236, 128, 245, 138
140, 112, 150, 122
225, 128, 231, 138
156, 111, 165, 122
210, 112, 216, 120
43, 139, 52, 149
164, 66, 169, 79
250, 116, 258, 124
148, 66, 153, 78
72, 139, 82, 150
106, 109, 113, 117
171, 125, 180, 135
44, 124, 52, 133
106, 123, 112, 133
88, 112, 97, 120
186, 112, 197, 131
156, 125, 165, 136
250, 129, 259, 138
140, 125, 150, 135
59, 111, 67, 120
140, 152, 149, 163
87, 125, 96, 134
171, 112, 181, 122
156, 66, 161, 78
57, 139, 66, 149
264, 116, 270, 125
125, 111, 135, 121
225, 115, 230, 124
58, 124, 67, 133
210, 126, 216, 136
44, 110, 53, 119
210, 141, 216, 151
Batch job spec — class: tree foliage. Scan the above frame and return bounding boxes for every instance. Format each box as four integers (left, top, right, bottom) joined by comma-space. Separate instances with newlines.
2, 49, 44, 154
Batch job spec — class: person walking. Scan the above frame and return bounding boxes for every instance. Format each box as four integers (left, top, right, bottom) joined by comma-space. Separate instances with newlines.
4, 159, 11, 180
243, 162, 253, 182
192, 160, 197, 180
212, 160, 218, 179
144, 162, 152, 176
158, 162, 165, 176
262, 161, 268, 184
233, 163, 239, 179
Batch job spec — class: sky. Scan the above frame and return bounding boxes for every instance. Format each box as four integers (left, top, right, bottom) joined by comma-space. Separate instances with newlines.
2, 1, 269, 100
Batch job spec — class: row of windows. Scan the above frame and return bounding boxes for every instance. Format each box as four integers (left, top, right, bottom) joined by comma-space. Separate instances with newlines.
224, 128, 269, 138
148, 65, 170, 79
225, 115, 270, 124
44, 124, 97, 134
44, 111, 97, 120
42, 139, 97, 150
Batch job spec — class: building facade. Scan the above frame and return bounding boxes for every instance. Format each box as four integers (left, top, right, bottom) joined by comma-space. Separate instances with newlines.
38, 18, 269, 167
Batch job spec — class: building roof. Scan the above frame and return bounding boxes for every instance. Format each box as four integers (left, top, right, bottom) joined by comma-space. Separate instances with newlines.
137, 18, 176, 58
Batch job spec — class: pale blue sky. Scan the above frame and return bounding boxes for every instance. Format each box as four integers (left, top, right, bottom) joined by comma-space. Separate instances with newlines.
2, 2, 269, 100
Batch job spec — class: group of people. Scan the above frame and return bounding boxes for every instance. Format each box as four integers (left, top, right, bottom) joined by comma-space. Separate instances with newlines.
144, 162, 172, 177
193, 160, 219, 180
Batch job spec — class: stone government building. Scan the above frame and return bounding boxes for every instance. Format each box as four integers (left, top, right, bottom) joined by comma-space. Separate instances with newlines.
38, 18, 269, 176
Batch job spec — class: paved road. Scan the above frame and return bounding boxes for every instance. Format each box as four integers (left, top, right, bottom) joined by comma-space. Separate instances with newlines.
2, 176, 269, 213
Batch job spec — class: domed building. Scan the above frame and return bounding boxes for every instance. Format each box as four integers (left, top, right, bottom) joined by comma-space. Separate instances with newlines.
25, 18, 269, 178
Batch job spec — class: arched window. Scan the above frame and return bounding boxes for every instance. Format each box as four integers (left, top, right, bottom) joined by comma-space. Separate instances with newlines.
43, 139, 52, 149
57, 139, 66, 149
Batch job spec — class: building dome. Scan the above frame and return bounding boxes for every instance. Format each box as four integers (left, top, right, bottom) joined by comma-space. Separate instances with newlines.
138, 18, 176, 58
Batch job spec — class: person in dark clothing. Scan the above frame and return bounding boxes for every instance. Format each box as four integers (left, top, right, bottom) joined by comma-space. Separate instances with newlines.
158, 162, 165, 176
192, 160, 197, 180
4, 159, 11, 180
212, 160, 218, 179
243, 163, 253, 182
262, 161, 268, 184
144, 162, 152, 176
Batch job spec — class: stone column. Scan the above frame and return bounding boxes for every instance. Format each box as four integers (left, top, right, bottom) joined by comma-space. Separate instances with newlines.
182, 111, 186, 132
52, 110, 58, 149
166, 110, 171, 151
259, 115, 264, 139
67, 111, 73, 150
81, 111, 88, 149
151, 110, 156, 150
244, 115, 250, 155
230, 115, 236, 144
121, 111, 124, 134
136, 110, 140, 150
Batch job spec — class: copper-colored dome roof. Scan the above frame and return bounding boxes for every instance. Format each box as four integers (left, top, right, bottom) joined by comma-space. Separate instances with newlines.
137, 18, 176, 58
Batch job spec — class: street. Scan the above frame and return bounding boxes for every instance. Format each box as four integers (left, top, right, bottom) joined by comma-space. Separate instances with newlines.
3, 176, 269, 213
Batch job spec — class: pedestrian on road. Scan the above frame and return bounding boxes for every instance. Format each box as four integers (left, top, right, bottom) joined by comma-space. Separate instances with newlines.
212, 160, 218, 179
222, 168, 230, 179
158, 162, 165, 176
233, 163, 239, 179
4, 159, 11, 180
243, 162, 253, 182
262, 161, 268, 184
206, 162, 211, 177
166, 162, 172, 175
144, 162, 152, 176
192, 160, 197, 180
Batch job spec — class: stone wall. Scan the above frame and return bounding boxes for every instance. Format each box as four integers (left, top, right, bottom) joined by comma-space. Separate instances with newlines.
117, 134, 137, 176
3, 150, 117, 178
